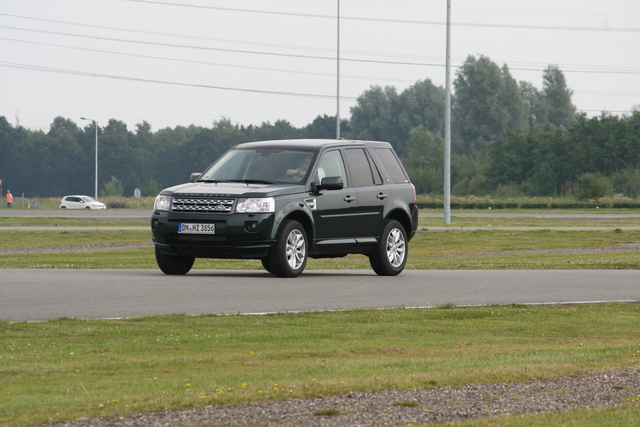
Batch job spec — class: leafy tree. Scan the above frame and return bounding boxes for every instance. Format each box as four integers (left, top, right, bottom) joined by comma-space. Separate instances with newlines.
541, 65, 577, 128
102, 176, 124, 197
349, 81, 445, 156
396, 79, 446, 154
574, 172, 613, 201
451, 152, 491, 195
519, 81, 547, 129
246, 119, 301, 142
452, 55, 528, 153
99, 120, 136, 194
301, 114, 350, 139
349, 85, 399, 150
525, 161, 557, 196
611, 168, 640, 198
402, 126, 443, 194
141, 178, 161, 197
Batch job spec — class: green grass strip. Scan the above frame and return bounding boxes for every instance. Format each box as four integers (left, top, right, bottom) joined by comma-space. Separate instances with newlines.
1, 304, 639, 425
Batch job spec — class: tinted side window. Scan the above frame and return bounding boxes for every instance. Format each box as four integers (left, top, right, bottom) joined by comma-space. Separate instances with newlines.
315, 150, 347, 186
374, 148, 408, 184
345, 148, 375, 187
367, 150, 383, 185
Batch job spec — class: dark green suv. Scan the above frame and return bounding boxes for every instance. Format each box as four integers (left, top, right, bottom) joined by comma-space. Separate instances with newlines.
151, 139, 418, 277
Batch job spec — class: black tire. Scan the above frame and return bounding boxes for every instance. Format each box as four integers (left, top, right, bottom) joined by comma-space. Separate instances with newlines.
261, 258, 272, 273
369, 219, 408, 276
60, 206, 67, 209
155, 247, 195, 275
266, 220, 307, 277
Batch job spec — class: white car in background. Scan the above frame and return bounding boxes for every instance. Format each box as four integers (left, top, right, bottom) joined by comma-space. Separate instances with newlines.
59, 195, 106, 209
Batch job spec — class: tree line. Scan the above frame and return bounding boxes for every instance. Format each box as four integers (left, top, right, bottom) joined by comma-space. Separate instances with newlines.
0, 54, 635, 199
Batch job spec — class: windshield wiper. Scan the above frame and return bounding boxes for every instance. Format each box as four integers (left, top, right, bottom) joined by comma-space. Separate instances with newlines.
228, 179, 274, 185
197, 179, 273, 184
197, 179, 230, 183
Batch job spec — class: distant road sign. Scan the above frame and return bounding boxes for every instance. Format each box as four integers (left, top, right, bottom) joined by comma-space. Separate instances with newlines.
134, 188, 141, 199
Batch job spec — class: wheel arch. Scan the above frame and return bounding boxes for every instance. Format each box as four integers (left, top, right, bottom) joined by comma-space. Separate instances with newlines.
385, 208, 412, 239
283, 209, 314, 243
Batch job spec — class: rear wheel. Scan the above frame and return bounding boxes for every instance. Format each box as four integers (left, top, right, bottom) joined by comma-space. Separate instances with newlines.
369, 219, 407, 276
266, 220, 307, 277
155, 247, 195, 275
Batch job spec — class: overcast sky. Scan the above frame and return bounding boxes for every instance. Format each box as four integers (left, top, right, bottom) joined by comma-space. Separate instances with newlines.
1, 0, 639, 133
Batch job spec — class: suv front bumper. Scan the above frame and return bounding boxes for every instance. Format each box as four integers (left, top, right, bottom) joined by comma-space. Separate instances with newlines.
151, 210, 277, 259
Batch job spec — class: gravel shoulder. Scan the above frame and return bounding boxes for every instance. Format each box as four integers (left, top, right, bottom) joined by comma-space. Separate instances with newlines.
44, 368, 640, 427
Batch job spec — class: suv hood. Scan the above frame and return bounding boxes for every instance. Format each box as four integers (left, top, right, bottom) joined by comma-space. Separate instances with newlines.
162, 182, 304, 198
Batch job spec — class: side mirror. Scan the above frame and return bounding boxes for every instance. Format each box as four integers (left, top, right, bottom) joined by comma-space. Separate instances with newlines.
316, 176, 343, 191
190, 173, 202, 183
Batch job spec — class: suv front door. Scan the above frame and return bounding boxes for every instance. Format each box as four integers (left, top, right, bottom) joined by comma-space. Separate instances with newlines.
311, 149, 359, 245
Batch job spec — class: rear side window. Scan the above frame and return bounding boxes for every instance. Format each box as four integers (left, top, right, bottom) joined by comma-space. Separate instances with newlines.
345, 148, 382, 187
374, 148, 409, 184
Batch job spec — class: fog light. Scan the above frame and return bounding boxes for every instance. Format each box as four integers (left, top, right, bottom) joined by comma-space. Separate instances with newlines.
151, 218, 160, 229
245, 221, 258, 232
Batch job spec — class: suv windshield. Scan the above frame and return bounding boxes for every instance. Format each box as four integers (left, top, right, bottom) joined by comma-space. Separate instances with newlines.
199, 148, 315, 184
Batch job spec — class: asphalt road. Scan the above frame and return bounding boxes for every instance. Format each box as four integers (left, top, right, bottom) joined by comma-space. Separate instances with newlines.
1, 269, 638, 322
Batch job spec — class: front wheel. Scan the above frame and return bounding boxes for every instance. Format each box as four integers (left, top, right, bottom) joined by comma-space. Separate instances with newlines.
155, 247, 195, 275
265, 220, 307, 277
261, 258, 272, 273
369, 219, 407, 276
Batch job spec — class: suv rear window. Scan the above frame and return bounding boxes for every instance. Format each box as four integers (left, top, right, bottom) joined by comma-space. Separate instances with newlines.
374, 148, 408, 183
345, 148, 382, 187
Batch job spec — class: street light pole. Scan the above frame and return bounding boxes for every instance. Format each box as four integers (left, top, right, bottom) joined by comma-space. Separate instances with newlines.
81, 117, 98, 199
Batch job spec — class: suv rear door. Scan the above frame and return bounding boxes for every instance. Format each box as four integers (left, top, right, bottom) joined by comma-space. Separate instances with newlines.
343, 147, 389, 241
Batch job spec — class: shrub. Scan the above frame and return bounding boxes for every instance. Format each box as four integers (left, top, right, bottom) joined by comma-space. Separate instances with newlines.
102, 176, 124, 197
107, 200, 129, 209
611, 168, 640, 198
574, 173, 613, 202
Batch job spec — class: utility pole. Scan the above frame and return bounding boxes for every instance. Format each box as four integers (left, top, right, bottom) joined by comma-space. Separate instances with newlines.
336, 0, 341, 139
443, 0, 452, 225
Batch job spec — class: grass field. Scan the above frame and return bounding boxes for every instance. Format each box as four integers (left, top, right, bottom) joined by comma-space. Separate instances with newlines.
1, 305, 639, 425
1, 228, 640, 270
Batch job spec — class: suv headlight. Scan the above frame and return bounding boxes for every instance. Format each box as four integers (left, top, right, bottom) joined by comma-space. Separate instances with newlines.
236, 197, 275, 213
154, 195, 172, 211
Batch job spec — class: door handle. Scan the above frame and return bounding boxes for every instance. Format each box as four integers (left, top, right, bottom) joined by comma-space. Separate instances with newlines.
377, 192, 388, 199
344, 195, 356, 202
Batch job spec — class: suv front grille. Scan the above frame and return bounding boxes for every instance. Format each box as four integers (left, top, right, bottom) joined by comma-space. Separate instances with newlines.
172, 197, 235, 213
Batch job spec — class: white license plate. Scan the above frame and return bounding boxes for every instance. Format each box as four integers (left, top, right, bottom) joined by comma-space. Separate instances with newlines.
178, 223, 216, 234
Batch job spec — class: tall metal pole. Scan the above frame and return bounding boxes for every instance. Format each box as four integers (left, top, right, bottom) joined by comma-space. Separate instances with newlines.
81, 117, 98, 199
443, 0, 452, 225
336, 0, 341, 139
